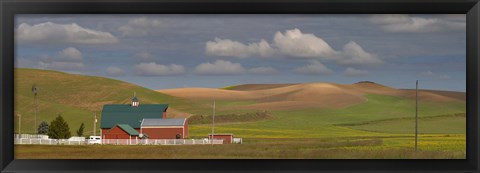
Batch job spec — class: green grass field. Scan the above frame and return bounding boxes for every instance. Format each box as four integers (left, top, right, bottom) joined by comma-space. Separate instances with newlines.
188, 94, 465, 138
15, 136, 465, 159
14, 68, 466, 159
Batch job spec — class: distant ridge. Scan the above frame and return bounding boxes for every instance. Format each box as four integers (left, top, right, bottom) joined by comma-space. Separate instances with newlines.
158, 81, 465, 111
353, 81, 392, 88
224, 83, 298, 91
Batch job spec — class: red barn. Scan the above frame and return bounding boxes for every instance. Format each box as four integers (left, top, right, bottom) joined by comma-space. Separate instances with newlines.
208, 133, 234, 144
100, 96, 188, 139
141, 118, 188, 139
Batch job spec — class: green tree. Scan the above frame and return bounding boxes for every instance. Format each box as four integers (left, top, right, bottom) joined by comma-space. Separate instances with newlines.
48, 114, 71, 139
76, 123, 85, 137
37, 121, 49, 134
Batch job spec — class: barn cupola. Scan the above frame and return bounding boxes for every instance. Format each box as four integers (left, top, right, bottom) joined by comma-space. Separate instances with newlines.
131, 92, 139, 107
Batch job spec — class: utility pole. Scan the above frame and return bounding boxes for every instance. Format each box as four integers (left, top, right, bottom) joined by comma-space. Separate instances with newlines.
415, 80, 418, 151
32, 85, 39, 134
93, 112, 97, 136
211, 100, 215, 145
17, 113, 21, 138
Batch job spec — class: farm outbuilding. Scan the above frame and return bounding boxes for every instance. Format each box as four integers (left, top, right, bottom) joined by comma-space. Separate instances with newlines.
141, 118, 188, 139
100, 96, 188, 140
103, 124, 140, 139
208, 133, 234, 144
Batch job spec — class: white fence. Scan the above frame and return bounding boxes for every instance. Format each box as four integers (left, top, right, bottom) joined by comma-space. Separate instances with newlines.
14, 133, 239, 145
15, 138, 85, 145
15, 138, 225, 145
15, 134, 49, 139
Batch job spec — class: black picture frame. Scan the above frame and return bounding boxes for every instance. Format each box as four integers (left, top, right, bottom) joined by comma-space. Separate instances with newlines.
1, 0, 479, 172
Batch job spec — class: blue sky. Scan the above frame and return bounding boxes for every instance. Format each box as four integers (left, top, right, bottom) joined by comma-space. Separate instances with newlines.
15, 14, 466, 91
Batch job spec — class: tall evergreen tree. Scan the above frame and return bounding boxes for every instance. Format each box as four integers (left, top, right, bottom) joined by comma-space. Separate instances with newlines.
48, 114, 71, 139
37, 121, 49, 134
76, 123, 85, 137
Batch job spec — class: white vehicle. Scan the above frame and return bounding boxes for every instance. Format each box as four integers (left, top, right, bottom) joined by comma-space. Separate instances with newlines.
68, 136, 86, 142
88, 136, 102, 144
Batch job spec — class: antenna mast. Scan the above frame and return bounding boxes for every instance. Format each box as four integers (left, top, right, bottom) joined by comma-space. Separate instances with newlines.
93, 112, 97, 136
415, 80, 418, 151
211, 100, 215, 145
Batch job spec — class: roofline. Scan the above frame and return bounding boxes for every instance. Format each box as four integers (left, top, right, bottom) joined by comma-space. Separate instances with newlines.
103, 104, 169, 106
141, 124, 184, 127
141, 118, 186, 126
101, 104, 169, 113
114, 124, 139, 136
208, 133, 234, 135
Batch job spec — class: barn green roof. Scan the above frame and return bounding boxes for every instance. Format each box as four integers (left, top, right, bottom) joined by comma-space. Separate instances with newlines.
100, 104, 168, 129
116, 124, 140, 136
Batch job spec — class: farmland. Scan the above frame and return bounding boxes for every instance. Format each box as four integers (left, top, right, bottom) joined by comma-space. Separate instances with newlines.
14, 68, 466, 159
15, 135, 465, 159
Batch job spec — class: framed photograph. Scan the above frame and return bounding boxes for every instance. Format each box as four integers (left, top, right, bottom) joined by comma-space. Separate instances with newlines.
1, 0, 479, 172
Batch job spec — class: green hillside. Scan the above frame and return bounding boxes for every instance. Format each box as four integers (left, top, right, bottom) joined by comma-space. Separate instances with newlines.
14, 68, 466, 141
189, 94, 466, 138
14, 68, 190, 136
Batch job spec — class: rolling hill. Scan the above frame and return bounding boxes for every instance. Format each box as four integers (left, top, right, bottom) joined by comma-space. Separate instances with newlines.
14, 68, 191, 135
14, 68, 466, 139
158, 81, 465, 137
158, 81, 465, 111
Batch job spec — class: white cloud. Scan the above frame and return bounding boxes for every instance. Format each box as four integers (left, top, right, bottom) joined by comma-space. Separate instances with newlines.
40, 47, 83, 63
337, 41, 382, 65
419, 71, 452, 80
194, 60, 247, 75
294, 60, 333, 75
369, 14, 465, 33
16, 22, 118, 44
344, 67, 368, 76
38, 47, 85, 71
57, 47, 83, 62
134, 62, 185, 76
275, 29, 382, 66
206, 38, 274, 58
118, 17, 165, 37
248, 67, 278, 75
420, 71, 434, 76
106, 66, 126, 77
205, 28, 381, 66
273, 28, 337, 59
369, 14, 411, 25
